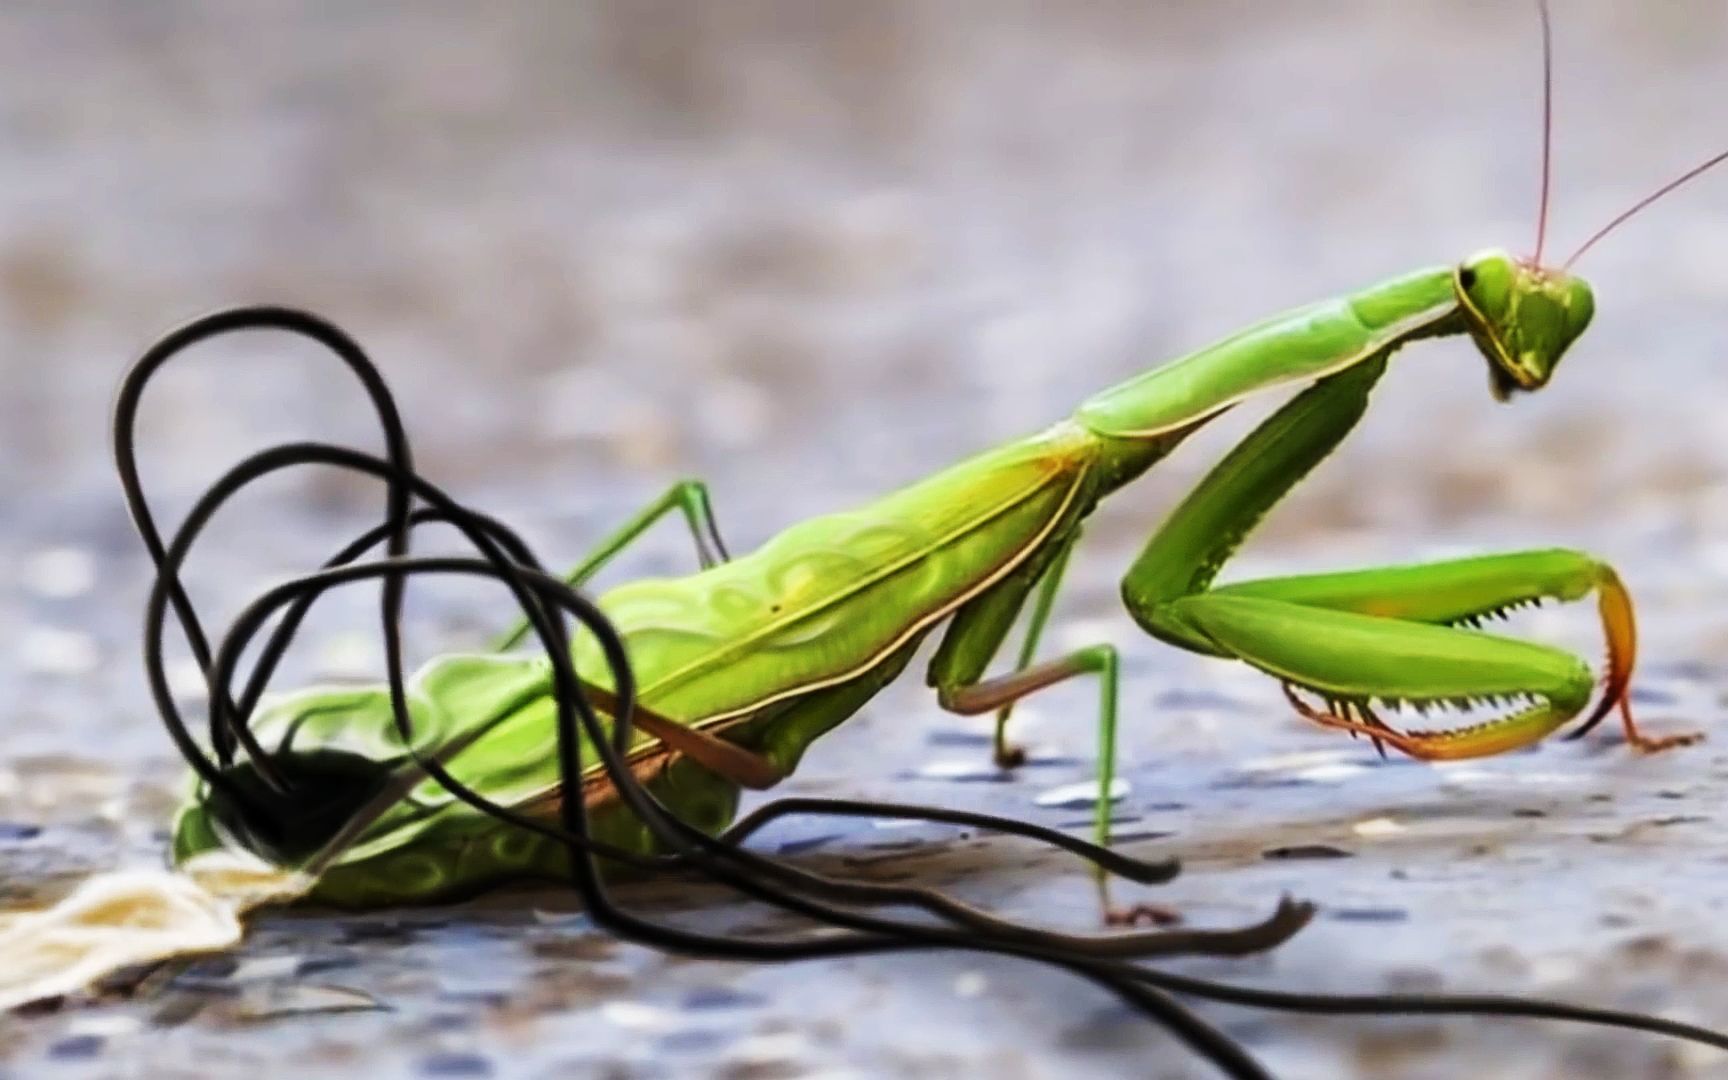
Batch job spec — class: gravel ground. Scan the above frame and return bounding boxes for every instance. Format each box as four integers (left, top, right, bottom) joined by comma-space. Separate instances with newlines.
4, 3, 1728, 1078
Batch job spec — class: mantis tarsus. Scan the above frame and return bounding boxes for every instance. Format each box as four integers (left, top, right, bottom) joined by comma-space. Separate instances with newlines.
91, 5, 1728, 1078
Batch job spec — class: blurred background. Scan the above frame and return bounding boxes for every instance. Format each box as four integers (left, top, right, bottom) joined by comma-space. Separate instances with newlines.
2, 3, 1728, 1078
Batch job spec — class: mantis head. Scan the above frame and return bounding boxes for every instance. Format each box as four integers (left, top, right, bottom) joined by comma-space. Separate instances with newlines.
1454, 249, 1593, 402
1460, 0, 1725, 404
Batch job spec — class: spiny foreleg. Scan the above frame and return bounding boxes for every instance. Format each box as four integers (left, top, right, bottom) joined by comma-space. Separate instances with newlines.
1198, 550, 1700, 756
1115, 357, 1700, 759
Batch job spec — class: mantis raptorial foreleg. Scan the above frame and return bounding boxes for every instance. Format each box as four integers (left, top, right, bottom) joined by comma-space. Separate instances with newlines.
1119, 354, 1699, 759
1191, 552, 1698, 756
494, 479, 729, 649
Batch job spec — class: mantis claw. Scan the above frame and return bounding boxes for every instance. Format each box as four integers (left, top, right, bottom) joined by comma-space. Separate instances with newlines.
1564, 567, 1705, 753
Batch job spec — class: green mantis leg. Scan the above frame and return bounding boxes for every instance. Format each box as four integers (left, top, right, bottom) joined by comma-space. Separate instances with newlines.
1119, 359, 1700, 758
494, 479, 729, 650
930, 537, 1186, 921
990, 544, 1075, 768
935, 641, 1148, 920
486, 479, 789, 797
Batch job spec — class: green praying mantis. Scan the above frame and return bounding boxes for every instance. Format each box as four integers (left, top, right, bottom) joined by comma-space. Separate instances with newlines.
35, 10, 1723, 1069
169, 206, 1720, 916
137, 6, 1728, 945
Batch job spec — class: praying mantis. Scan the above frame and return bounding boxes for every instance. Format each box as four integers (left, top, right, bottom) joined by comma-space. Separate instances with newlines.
45, 7, 1725, 1073
155, 0, 1728, 919
168, 203, 1719, 915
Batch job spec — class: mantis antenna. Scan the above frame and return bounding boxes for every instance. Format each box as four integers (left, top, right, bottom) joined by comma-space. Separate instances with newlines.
1527, 0, 1725, 272
1532, 0, 1555, 265
1564, 147, 1728, 269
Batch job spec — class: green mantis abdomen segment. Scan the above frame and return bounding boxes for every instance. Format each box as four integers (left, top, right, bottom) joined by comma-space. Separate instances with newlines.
175, 422, 1109, 897
296, 754, 743, 908
572, 421, 1096, 723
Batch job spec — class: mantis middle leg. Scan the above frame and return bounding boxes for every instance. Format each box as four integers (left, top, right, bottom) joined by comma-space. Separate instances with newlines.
1120, 357, 1699, 757
927, 533, 1174, 920
494, 479, 729, 649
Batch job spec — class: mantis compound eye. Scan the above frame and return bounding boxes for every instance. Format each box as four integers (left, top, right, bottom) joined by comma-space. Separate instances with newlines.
200, 748, 399, 868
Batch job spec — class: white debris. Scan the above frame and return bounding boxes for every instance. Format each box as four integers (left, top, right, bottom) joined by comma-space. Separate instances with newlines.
0, 852, 309, 1011
1351, 817, 1405, 838
600, 1000, 678, 1033
1034, 778, 1130, 809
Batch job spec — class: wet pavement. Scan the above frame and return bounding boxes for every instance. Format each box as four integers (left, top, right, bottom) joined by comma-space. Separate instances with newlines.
4, 3, 1728, 1078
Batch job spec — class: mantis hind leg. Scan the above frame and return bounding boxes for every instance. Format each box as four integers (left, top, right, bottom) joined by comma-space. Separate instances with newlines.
990, 544, 1075, 768
494, 479, 730, 649
937, 643, 1182, 924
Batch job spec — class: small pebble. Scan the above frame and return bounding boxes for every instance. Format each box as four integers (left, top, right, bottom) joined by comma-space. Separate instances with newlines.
1351, 817, 1403, 838
418, 1051, 494, 1078
65, 1015, 144, 1038
1241, 750, 1357, 773
1108, 829, 1173, 844
1328, 907, 1409, 923
1017, 752, 1082, 768
681, 986, 764, 1011
1152, 688, 1245, 711
776, 833, 843, 856
1261, 844, 1353, 860
529, 910, 591, 929
727, 1031, 814, 1065
1034, 778, 1130, 809
911, 759, 1011, 783
925, 730, 993, 748
657, 1029, 727, 1054
601, 1000, 678, 1033
869, 817, 925, 830
1059, 815, 1141, 829
47, 1035, 104, 1061
1292, 763, 1370, 783
295, 952, 362, 976
235, 983, 387, 1020
226, 954, 304, 983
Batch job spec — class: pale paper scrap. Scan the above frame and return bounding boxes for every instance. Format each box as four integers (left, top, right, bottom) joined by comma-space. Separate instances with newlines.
0, 851, 310, 1011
